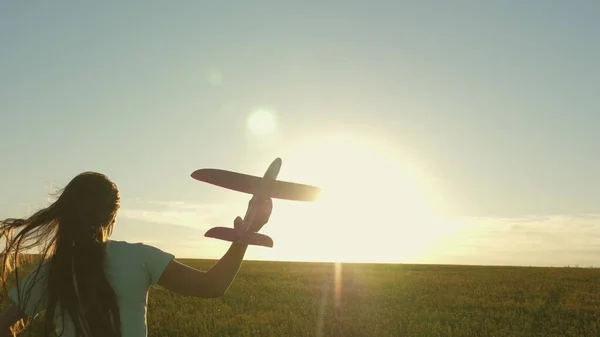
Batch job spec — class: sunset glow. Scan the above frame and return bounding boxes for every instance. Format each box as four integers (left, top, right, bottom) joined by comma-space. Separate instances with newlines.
251, 132, 457, 263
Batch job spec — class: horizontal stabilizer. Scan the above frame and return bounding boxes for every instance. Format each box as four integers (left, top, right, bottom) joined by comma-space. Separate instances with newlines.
204, 227, 274, 248
204, 227, 238, 242
239, 232, 273, 247
191, 169, 321, 201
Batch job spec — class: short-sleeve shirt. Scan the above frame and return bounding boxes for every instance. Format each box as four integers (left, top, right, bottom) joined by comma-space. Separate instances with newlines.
8, 240, 175, 337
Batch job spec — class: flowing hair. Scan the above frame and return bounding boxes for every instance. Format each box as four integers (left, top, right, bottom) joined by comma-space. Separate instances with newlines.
0, 172, 122, 336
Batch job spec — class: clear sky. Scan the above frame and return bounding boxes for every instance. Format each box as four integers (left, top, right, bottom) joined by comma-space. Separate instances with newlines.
1, 1, 599, 267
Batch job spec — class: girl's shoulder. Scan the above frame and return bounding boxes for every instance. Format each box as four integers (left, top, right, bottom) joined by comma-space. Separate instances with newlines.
106, 239, 166, 252
105, 239, 175, 285
105, 240, 174, 265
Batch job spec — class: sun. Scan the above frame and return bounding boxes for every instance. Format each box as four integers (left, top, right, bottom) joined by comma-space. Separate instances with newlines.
255, 132, 447, 264
246, 108, 277, 135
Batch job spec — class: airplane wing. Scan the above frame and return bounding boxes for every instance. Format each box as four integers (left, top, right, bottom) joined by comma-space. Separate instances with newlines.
191, 169, 322, 201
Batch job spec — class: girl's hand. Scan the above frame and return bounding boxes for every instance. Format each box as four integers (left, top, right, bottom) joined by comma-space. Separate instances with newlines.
233, 197, 273, 233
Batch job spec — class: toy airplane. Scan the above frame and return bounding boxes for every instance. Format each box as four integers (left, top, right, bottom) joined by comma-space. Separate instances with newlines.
190, 157, 321, 247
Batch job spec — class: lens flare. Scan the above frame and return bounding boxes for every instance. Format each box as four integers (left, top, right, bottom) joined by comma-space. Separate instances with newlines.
247, 108, 277, 135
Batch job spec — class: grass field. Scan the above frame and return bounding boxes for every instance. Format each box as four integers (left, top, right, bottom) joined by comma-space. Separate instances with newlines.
3, 259, 600, 336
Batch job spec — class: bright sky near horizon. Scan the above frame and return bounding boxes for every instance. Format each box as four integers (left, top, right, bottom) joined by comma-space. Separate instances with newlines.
1, 1, 599, 267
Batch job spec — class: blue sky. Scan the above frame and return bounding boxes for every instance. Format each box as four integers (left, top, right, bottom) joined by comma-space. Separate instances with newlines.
1, 1, 599, 266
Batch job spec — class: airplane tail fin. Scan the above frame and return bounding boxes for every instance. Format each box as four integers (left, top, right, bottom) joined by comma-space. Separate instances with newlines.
204, 227, 273, 247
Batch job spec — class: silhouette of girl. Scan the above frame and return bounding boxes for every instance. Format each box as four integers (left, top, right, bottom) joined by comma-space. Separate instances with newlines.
0, 171, 272, 336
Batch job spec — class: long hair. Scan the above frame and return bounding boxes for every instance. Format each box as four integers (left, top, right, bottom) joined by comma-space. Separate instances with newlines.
0, 172, 122, 336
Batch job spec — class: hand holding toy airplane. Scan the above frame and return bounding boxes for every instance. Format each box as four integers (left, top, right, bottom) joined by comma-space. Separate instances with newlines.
190, 158, 321, 247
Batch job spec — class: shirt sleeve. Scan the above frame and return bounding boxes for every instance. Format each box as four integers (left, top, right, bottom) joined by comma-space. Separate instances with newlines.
137, 243, 175, 286
8, 262, 49, 318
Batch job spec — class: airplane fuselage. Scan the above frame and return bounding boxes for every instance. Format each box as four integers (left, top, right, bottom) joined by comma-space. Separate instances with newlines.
236, 158, 282, 238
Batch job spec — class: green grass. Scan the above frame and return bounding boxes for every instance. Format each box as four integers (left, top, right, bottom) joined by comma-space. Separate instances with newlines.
4, 259, 600, 336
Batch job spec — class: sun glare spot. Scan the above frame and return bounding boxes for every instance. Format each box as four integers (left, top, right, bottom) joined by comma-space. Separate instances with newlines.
247, 108, 277, 135
206, 69, 223, 86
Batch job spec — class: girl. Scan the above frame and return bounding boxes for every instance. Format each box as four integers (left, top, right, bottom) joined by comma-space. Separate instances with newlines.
0, 171, 272, 336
